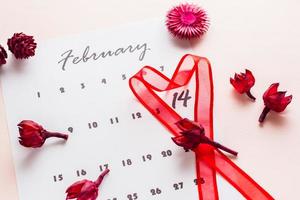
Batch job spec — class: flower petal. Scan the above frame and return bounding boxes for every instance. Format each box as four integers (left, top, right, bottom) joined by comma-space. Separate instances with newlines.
18, 120, 43, 131
19, 133, 44, 147
245, 69, 255, 86
263, 83, 279, 100
263, 83, 292, 112
175, 118, 200, 131
66, 180, 87, 199
230, 77, 244, 93
77, 182, 98, 200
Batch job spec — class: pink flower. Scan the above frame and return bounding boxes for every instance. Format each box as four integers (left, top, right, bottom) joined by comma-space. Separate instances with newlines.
7, 32, 37, 59
259, 83, 292, 122
166, 3, 209, 39
0, 45, 8, 65
66, 169, 110, 200
230, 69, 256, 100
172, 118, 238, 156
18, 120, 68, 148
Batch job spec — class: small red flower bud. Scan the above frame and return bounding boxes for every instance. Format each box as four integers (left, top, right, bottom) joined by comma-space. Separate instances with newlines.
18, 120, 68, 148
259, 83, 292, 123
66, 169, 110, 200
230, 69, 256, 100
7, 33, 37, 59
172, 118, 238, 156
0, 45, 8, 65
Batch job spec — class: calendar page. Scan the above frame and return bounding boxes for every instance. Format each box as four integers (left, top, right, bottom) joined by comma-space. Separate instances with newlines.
1, 20, 243, 200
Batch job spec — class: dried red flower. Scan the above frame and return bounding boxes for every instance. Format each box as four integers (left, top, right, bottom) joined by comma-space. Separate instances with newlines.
230, 69, 256, 100
66, 169, 110, 200
18, 120, 68, 148
259, 83, 292, 123
172, 118, 238, 156
166, 3, 209, 39
7, 33, 37, 59
0, 45, 8, 65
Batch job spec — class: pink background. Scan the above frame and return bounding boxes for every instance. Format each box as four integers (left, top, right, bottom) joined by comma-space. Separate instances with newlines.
1, 0, 300, 199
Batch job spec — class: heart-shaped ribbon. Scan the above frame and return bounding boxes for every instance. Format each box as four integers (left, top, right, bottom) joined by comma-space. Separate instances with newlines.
129, 54, 274, 200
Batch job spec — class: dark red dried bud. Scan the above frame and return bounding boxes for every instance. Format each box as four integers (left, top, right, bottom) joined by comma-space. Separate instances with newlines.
259, 83, 292, 123
18, 120, 68, 148
230, 69, 256, 100
7, 33, 37, 59
66, 169, 110, 200
0, 45, 8, 65
173, 118, 238, 156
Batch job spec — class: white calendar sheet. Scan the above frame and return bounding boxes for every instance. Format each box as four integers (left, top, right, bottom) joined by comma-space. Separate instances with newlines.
1, 20, 244, 200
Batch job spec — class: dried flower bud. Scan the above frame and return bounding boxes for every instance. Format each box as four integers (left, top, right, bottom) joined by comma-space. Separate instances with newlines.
18, 120, 68, 148
7, 33, 37, 59
0, 45, 8, 65
66, 169, 110, 200
230, 69, 256, 100
259, 83, 292, 123
173, 118, 238, 156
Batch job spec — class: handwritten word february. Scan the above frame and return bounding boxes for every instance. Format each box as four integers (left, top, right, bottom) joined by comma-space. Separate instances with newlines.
58, 43, 150, 71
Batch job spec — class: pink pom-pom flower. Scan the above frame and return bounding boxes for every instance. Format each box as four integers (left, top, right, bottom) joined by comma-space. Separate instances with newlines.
166, 3, 209, 40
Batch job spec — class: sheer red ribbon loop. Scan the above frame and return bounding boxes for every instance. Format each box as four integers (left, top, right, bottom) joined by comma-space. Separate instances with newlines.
129, 54, 274, 200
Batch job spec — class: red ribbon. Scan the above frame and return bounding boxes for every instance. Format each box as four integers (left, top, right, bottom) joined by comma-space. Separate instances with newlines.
129, 54, 274, 200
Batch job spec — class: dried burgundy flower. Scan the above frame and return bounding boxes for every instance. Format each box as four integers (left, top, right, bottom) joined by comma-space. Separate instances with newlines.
66, 169, 110, 200
259, 83, 292, 123
172, 118, 238, 156
7, 33, 37, 59
0, 45, 8, 65
18, 120, 68, 148
166, 3, 209, 39
230, 69, 256, 100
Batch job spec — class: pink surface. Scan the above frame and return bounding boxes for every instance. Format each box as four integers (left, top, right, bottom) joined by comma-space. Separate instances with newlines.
1, 0, 300, 199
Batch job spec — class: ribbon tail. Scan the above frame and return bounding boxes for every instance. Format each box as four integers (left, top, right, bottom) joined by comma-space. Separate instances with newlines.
196, 151, 219, 200
201, 149, 274, 200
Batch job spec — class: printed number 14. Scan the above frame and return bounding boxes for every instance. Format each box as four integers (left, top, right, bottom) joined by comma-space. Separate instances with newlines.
172, 89, 192, 109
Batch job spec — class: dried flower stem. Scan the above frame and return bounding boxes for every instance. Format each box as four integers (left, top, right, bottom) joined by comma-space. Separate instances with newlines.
44, 131, 68, 140
203, 136, 238, 156
95, 169, 110, 187
259, 106, 271, 123
246, 91, 256, 101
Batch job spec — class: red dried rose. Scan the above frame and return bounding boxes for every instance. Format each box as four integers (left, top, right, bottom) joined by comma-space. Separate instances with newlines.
7, 33, 37, 59
172, 118, 238, 156
0, 45, 8, 65
18, 120, 68, 148
230, 69, 256, 100
66, 169, 110, 200
259, 83, 292, 123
